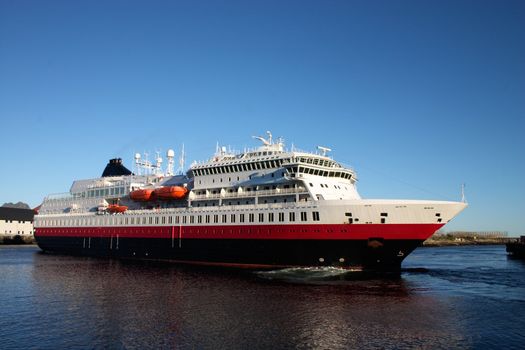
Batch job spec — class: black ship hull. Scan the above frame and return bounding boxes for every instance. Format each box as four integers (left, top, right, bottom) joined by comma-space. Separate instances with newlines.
35, 235, 423, 272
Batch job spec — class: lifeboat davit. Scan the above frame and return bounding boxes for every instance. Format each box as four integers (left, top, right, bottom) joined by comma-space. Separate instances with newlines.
130, 189, 154, 201
154, 186, 188, 199
107, 204, 128, 213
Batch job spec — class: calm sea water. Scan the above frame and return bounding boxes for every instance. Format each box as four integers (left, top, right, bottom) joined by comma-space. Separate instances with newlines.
1, 245, 524, 349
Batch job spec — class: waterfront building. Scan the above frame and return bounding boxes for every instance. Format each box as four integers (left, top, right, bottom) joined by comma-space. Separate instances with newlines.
0, 207, 35, 243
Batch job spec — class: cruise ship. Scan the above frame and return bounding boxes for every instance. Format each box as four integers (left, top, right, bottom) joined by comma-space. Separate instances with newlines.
34, 132, 467, 271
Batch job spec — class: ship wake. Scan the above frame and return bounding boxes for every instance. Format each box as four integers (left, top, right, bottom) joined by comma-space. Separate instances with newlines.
254, 266, 366, 283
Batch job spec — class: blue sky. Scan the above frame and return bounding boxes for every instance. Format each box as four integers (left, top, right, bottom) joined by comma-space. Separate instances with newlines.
1, 0, 524, 235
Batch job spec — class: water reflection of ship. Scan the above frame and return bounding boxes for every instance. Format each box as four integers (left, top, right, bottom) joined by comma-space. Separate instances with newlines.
29, 251, 469, 349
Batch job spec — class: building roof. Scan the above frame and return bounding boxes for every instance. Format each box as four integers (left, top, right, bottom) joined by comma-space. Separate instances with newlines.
0, 207, 35, 221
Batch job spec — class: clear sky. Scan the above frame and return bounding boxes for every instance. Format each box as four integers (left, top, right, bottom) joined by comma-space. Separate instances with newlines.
1, 0, 524, 235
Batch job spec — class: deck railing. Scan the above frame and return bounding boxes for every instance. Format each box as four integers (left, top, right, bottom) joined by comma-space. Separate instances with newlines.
191, 187, 308, 200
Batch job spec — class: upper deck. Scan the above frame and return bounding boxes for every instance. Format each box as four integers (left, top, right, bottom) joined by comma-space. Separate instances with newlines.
37, 132, 362, 215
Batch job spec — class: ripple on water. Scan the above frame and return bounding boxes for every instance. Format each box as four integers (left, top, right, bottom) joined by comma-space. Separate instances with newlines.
0, 245, 524, 349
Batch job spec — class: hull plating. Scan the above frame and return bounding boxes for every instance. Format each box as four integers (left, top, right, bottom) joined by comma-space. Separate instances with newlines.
35, 224, 433, 271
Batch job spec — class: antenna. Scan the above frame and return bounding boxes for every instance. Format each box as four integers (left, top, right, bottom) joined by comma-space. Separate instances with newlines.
166, 149, 175, 176
134, 153, 141, 175
317, 146, 332, 157
461, 183, 467, 203
155, 151, 163, 175
266, 131, 272, 144
178, 144, 185, 174
252, 135, 270, 146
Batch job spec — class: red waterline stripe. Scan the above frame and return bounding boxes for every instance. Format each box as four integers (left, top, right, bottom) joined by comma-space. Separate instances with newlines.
35, 223, 443, 240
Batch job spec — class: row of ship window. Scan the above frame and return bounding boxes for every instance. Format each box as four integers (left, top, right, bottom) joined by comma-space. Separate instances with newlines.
193, 159, 287, 176
52, 186, 128, 200
193, 157, 342, 177
1, 220, 33, 224
309, 183, 347, 190
3, 230, 32, 235
194, 184, 303, 196
85, 187, 126, 198
40, 211, 321, 227
288, 166, 352, 180
296, 157, 338, 167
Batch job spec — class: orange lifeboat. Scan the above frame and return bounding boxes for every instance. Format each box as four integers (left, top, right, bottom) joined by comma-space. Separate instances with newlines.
107, 204, 128, 213
154, 186, 188, 200
130, 188, 154, 201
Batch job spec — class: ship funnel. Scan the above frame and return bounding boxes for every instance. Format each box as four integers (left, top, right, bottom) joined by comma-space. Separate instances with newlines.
101, 158, 132, 177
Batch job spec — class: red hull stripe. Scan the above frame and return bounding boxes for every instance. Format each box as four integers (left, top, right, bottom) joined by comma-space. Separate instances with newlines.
35, 223, 443, 240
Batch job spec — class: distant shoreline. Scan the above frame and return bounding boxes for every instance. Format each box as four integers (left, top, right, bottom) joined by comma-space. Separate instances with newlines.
423, 237, 512, 247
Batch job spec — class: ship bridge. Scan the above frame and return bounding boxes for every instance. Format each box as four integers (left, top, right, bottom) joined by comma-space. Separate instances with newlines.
187, 132, 360, 203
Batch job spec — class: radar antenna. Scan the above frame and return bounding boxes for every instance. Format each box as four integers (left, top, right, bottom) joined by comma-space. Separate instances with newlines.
317, 146, 332, 157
